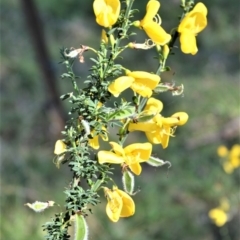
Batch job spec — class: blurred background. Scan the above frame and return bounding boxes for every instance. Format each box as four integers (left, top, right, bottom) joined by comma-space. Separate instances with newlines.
1, 0, 239, 239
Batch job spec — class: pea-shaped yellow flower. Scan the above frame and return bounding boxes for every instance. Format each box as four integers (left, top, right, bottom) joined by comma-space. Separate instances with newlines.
88, 127, 108, 150
208, 208, 228, 227
136, 0, 171, 45
54, 140, 66, 155
178, 2, 208, 55
229, 144, 240, 168
93, 0, 120, 28
98, 142, 152, 175
104, 186, 135, 222
217, 144, 240, 174
129, 98, 188, 148
151, 112, 188, 148
108, 71, 160, 98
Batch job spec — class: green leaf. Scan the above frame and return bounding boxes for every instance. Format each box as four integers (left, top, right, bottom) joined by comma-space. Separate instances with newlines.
61, 73, 72, 78
107, 106, 135, 120
60, 93, 72, 101
73, 214, 88, 240
135, 112, 155, 122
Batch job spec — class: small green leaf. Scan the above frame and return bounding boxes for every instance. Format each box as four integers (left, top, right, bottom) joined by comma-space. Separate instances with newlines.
74, 214, 88, 240
147, 156, 171, 168
135, 112, 155, 122
60, 93, 72, 101
61, 73, 71, 78
122, 170, 135, 195
108, 106, 135, 120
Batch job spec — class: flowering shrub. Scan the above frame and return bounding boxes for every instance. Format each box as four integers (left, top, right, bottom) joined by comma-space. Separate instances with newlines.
25, 1, 208, 239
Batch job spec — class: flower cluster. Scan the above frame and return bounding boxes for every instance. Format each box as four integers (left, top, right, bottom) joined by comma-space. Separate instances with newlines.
208, 198, 229, 227
50, 0, 207, 226
39, 1, 209, 239
207, 144, 239, 228
217, 144, 240, 174
128, 98, 188, 149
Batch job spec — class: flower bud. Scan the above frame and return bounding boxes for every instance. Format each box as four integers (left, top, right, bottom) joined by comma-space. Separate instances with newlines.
163, 44, 170, 59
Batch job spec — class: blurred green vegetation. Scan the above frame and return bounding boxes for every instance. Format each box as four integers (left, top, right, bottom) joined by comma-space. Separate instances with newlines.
0, 0, 239, 240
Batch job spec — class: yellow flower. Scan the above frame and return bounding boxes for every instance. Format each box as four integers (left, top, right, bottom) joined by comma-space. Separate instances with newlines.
129, 98, 188, 148
98, 142, 152, 175
108, 71, 160, 98
178, 2, 208, 55
54, 140, 66, 155
138, 0, 171, 45
209, 198, 230, 227
229, 144, 240, 168
217, 145, 228, 158
88, 127, 108, 150
208, 208, 228, 227
93, 0, 120, 28
104, 186, 135, 222
218, 144, 240, 173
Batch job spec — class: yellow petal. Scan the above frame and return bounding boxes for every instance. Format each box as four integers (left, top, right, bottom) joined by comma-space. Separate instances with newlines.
145, 97, 163, 115
124, 142, 152, 162
161, 124, 171, 149
230, 144, 240, 158
105, 188, 122, 222
217, 145, 228, 157
115, 189, 135, 217
129, 162, 142, 175
128, 71, 160, 89
54, 140, 66, 155
161, 131, 170, 148
98, 151, 125, 164
93, 0, 105, 16
161, 117, 179, 126
192, 2, 208, 17
179, 31, 198, 55
108, 76, 134, 97
230, 157, 240, 168
109, 142, 124, 156
89, 135, 100, 149
130, 82, 153, 97
146, 131, 162, 144
93, 0, 120, 28
178, 3, 207, 34
128, 121, 157, 132
142, 21, 171, 45
171, 112, 189, 126
128, 71, 161, 97
208, 208, 227, 227
141, 0, 160, 25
